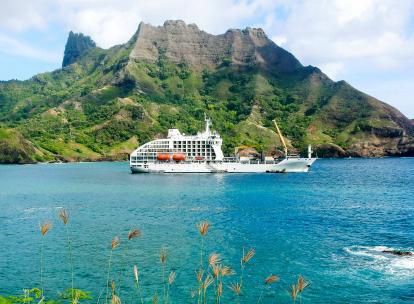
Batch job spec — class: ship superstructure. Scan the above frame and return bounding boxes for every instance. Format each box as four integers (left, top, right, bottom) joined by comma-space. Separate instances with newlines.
130, 116, 316, 173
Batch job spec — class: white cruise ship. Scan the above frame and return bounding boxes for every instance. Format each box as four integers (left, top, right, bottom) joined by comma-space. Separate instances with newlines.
130, 116, 316, 173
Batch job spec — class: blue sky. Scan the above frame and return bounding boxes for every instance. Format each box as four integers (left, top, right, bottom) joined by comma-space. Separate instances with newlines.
0, 0, 413, 118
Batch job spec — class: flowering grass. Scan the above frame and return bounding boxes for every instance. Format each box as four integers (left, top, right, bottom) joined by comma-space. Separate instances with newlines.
0, 213, 310, 304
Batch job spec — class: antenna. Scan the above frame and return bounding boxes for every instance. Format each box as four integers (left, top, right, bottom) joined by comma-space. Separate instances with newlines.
204, 113, 211, 134
308, 144, 312, 159
273, 119, 288, 158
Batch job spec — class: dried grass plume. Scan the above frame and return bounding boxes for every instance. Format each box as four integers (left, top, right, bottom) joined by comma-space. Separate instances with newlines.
197, 221, 210, 237
133, 265, 139, 283
220, 266, 234, 277
208, 253, 221, 266
111, 295, 121, 304
196, 268, 204, 283
128, 229, 141, 240
58, 209, 69, 225
242, 248, 255, 264
160, 248, 167, 264
289, 284, 299, 302
168, 271, 176, 285
265, 274, 279, 284
111, 236, 120, 249
40, 222, 52, 236
297, 275, 310, 292
229, 282, 242, 295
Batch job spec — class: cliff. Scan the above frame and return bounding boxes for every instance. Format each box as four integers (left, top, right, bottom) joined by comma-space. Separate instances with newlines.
62, 32, 96, 67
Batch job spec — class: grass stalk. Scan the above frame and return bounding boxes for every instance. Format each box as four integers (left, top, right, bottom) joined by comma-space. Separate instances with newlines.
59, 209, 74, 302
40, 237, 44, 298
65, 225, 74, 300
106, 236, 119, 304
39, 222, 52, 299
196, 221, 209, 304
133, 265, 144, 304
16, 220, 314, 304
106, 250, 113, 304
166, 271, 176, 304
159, 248, 167, 304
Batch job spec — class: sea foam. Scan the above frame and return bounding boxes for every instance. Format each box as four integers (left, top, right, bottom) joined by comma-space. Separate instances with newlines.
345, 245, 414, 277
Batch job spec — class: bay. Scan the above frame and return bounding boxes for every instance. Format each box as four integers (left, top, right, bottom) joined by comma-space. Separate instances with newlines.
0, 158, 413, 303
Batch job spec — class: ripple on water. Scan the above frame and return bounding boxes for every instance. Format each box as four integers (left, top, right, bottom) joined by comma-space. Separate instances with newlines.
1, 159, 414, 303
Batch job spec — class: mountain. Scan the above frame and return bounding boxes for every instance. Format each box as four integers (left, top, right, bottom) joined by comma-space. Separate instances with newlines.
62, 32, 96, 67
0, 20, 413, 163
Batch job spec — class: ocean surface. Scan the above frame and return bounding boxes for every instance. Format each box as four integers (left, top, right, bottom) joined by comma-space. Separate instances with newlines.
0, 159, 413, 303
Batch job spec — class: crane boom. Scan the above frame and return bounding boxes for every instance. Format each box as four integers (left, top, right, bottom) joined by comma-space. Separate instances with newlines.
273, 119, 288, 158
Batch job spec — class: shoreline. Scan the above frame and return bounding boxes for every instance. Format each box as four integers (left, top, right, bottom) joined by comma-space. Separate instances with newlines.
1, 155, 414, 166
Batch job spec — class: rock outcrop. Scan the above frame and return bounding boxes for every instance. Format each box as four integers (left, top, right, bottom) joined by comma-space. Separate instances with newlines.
382, 249, 413, 256
62, 31, 96, 67
314, 144, 348, 158
130, 20, 301, 72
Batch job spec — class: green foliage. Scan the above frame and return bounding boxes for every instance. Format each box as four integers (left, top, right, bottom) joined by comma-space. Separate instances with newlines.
92, 120, 137, 146
59, 289, 92, 301
0, 288, 42, 304
0, 296, 13, 304
84, 102, 119, 123
0, 289, 91, 304
0, 36, 402, 163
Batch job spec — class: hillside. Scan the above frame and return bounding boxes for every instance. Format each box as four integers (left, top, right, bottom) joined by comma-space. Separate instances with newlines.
0, 20, 413, 163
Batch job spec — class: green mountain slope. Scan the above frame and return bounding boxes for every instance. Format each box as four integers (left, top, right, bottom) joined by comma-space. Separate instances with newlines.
0, 20, 413, 163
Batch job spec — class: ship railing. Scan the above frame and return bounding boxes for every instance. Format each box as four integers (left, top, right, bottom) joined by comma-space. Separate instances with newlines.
287, 154, 300, 159
222, 157, 237, 163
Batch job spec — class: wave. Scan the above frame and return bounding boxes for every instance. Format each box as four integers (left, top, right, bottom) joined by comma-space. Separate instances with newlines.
344, 245, 414, 277
24, 206, 65, 213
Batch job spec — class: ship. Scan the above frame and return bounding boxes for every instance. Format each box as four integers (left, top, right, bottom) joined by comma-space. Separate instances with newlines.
130, 116, 317, 173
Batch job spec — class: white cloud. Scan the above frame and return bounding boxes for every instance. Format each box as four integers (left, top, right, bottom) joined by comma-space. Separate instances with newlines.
268, 0, 414, 71
0, 0, 50, 31
318, 62, 344, 80
3, 0, 413, 66
0, 0, 413, 116
271, 35, 287, 46
58, 0, 274, 48
0, 0, 282, 48
0, 33, 61, 62
357, 78, 414, 117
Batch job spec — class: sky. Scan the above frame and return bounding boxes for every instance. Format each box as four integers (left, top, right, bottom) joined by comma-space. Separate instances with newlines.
0, 0, 413, 118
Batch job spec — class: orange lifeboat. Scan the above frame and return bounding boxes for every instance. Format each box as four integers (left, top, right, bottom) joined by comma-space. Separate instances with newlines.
157, 154, 170, 161
172, 153, 186, 161
195, 156, 203, 161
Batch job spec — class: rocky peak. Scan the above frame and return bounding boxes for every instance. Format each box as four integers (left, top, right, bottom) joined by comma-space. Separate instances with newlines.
62, 31, 96, 68
129, 20, 301, 71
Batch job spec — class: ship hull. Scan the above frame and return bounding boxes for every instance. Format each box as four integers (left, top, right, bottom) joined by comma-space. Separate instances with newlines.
130, 158, 316, 174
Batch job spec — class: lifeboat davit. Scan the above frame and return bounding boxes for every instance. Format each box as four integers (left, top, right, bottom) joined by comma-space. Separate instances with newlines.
157, 154, 170, 161
172, 153, 186, 161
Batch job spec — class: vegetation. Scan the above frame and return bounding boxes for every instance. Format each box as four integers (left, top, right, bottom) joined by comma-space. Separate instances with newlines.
0, 210, 310, 303
0, 28, 411, 163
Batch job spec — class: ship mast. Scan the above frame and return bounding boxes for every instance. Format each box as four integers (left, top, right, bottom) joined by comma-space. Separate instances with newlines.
204, 113, 211, 134
273, 119, 288, 158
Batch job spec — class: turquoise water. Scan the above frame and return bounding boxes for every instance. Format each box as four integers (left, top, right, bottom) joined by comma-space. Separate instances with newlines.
0, 159, 413, 303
